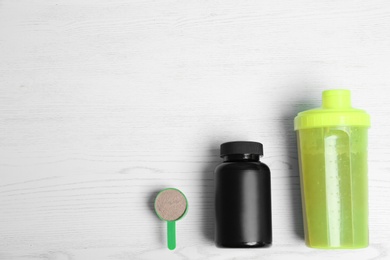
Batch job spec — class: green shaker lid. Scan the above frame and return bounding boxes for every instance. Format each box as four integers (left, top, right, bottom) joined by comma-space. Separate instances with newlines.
294, 89, 370, 130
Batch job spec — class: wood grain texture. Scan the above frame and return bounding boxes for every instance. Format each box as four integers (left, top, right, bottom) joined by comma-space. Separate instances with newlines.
1, 0, 390, 259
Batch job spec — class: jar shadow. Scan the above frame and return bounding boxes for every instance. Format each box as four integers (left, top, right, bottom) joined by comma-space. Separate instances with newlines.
200, 146, 220, 243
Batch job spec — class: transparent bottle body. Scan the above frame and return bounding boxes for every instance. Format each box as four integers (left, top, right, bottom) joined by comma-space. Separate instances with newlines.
297, 126, 368, 249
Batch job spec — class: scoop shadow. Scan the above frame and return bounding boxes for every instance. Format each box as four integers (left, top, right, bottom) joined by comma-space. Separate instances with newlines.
147, 189, 165, 245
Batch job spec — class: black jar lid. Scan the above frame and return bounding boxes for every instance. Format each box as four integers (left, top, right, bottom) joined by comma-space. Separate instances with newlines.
220, 141, 263, 157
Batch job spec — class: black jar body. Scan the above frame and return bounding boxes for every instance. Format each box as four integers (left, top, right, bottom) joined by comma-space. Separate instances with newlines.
214, 142, 272, 248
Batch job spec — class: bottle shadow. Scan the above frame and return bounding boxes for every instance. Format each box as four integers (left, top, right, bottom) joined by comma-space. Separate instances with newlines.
281, 102, 315, 240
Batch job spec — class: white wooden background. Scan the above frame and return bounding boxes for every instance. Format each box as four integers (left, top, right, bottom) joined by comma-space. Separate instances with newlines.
1, 0, 389, 259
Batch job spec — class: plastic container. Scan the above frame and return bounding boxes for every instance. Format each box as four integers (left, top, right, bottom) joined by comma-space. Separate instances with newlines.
294, 89, 370, 249
214, 141, 272, 248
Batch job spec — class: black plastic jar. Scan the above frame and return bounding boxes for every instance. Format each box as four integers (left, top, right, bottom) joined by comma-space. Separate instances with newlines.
214, 141, 272, 248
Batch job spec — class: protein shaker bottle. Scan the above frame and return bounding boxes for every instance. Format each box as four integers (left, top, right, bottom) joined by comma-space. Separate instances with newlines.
294, 89, 370, 249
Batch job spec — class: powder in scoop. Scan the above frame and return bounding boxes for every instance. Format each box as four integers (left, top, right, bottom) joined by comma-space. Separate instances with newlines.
155, 189, 187, 221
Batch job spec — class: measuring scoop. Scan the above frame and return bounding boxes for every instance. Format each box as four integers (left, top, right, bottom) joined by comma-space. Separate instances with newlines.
154, 188, 188, 250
